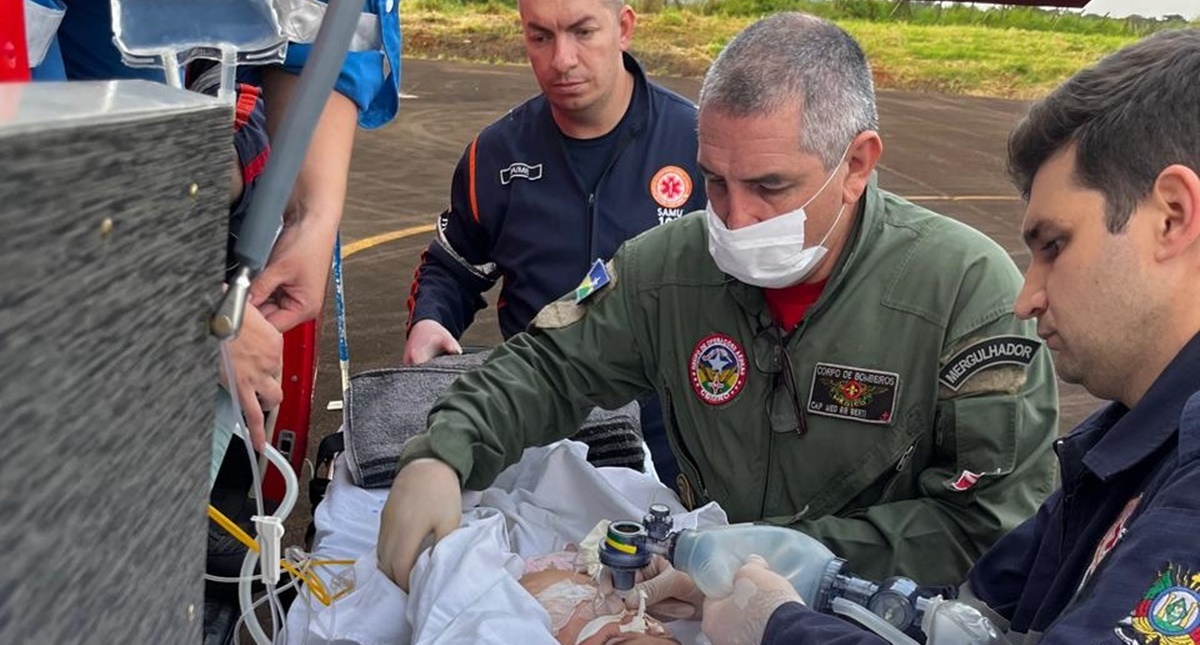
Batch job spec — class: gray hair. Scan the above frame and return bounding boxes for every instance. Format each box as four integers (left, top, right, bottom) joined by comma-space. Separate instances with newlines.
1008, 29, 1200, 233
518, 0, 624, 15
699, 12, 879, 169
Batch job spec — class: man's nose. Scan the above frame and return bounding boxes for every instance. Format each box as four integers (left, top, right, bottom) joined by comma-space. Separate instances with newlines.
722, 189, 768, 230
552, 38, 578, 72
1014, 269, 1048, 321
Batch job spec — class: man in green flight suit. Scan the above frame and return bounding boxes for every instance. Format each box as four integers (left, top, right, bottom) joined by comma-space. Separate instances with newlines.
376, 12, 1060, 593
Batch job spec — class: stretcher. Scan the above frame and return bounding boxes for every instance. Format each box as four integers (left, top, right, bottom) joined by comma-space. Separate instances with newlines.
284, 440, 729, 644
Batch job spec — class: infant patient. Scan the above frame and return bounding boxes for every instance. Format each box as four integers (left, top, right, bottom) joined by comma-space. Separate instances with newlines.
520, 550, 681, 645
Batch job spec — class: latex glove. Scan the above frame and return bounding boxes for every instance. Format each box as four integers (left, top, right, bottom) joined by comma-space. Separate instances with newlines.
701, 555, 804, 645
377, 458, 463, 591
627, 555, 706, 621
218, 304, 283, 451
249, 216, 338, 333
403, 319, 463, 365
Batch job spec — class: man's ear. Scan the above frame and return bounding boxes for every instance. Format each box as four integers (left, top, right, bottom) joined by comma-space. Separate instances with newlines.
618, 6, 636, 51
841, 130, 882, 204
1151, 164, 1200, 263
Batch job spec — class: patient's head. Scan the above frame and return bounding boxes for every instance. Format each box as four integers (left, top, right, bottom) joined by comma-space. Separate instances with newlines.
520, 569, 681, 645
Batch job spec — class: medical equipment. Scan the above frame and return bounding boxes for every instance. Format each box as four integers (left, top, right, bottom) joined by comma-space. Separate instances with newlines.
600, 507, 1005, 645
179, 0, 364, 635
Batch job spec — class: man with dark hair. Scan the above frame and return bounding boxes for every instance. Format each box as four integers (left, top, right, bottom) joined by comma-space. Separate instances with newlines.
401, 0, 704, 483
378, 11, 1058, 596
699, 28, 1200, 645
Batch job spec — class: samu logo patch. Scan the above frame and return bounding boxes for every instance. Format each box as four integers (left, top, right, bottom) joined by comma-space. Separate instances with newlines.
689, 334, 747, 405
1115, 565, 1200, 644
807, 362, 899, 425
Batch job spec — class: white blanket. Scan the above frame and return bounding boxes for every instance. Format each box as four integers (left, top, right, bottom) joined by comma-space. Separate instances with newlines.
284, 441, 728, 645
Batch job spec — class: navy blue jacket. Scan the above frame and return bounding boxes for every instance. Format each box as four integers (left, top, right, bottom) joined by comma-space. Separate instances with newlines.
406, 54, 705, 339
762, 332, 1200, 645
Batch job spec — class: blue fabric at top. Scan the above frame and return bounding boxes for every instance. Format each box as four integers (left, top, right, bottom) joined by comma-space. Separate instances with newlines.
43, 0, 401, 128
281, 0, 402, 129
27, 0, 66, 80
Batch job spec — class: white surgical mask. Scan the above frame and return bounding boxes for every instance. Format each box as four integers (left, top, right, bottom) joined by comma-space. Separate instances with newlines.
706, 147, 851, 288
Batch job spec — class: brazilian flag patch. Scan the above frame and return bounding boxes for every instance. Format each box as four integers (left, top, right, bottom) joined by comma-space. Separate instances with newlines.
1115, 564, 1200, 644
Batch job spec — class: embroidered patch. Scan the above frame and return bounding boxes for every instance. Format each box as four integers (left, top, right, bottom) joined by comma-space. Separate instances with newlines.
574, 258, 612, 304
689, 334, 747, 405
947, 469, 982, 492
1115, 565, 1200, 645
532, 260, 616, 330
499, 162, 543, 185
806, 362, 898, 425
650, 165, 693, 209
939, 335, 1041, 391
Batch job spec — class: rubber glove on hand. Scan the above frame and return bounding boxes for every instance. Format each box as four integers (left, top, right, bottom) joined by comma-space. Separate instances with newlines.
628, 555, 706, 621
377, 458, 462, 591
701, 555, 804, 645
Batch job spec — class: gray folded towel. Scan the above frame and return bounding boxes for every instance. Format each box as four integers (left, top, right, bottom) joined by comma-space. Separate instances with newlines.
344, 350, 643, 488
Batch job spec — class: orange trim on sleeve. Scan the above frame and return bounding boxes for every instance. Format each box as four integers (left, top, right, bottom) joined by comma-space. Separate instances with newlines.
405, 248, 430, 333
468, 137, 481, 223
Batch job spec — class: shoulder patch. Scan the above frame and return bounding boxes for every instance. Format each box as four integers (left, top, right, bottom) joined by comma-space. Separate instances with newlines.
532, 259, 616, 330
575, 258, 612, 304
939, 335, 1041, 392
1115, 564, 1200, 644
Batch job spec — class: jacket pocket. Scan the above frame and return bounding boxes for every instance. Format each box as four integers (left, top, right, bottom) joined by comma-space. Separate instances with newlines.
953, 394, 1020, 479
839, 437, 922, 515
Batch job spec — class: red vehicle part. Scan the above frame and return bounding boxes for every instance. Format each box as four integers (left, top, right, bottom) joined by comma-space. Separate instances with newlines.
262, 319, 318, 502
2, 0, 31, 82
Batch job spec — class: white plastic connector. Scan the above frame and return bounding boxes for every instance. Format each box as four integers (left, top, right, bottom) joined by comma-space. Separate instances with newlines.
252, 515, 285, 585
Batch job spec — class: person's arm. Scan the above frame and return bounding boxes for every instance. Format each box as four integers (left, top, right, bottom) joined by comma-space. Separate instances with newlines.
758, 603, 888, 645
780, 259, 1060, 585
404, 139, 503, 364
720, 501, 1058, 645
379, 244, 656, 588
248, 67, 358, 332
399, 252, 657, 489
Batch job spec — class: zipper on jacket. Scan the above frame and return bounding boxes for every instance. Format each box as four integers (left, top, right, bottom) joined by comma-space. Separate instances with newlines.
759, 421, 776, 519
586, 191, 597, 261
662, 388, 708, 507
586, 130, 638, 260
895, 442, 916, 472
760, 319, 809, 518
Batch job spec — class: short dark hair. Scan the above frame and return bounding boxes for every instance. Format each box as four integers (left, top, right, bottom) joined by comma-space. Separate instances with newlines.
1007, 29, 1200, 233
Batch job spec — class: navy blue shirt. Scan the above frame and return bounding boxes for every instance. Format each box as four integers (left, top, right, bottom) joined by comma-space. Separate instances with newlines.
762, 332, 1200, 645
406, 53, 705, 341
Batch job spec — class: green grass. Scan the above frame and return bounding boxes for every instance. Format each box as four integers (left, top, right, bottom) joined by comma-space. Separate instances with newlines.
400, 1, 1182, 98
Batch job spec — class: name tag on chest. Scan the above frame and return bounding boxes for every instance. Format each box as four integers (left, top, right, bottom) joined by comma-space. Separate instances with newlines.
806, 362, 900, 425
